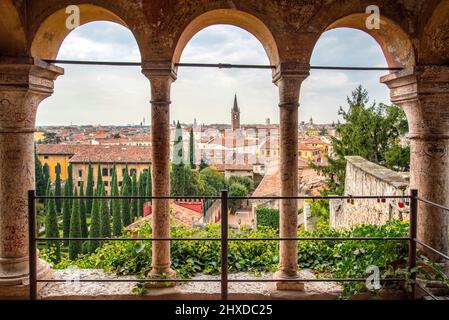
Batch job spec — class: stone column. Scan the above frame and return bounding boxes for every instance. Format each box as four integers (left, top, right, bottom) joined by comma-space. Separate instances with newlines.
0, 58, 63, 298
381, 66, 449, 266
142, 61, 177, 283
272, 63, 309, 289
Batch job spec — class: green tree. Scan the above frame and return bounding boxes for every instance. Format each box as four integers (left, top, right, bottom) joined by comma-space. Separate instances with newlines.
67, 164, 74, 200
200, 167, 225, 195
199, 151, 209, 171
68, 190, 82, 260
35, 152, 46, 197
121, 178, 131, 227
100, 185, 111, 238
45, 178, 51, 208
85, 163, 94, 213
45, 191, 61, 263
311, 85, 409, 195
145, 168, 152, 201
43, 163, 50, 189
88, 197, 101, 253
95, 165, 103, 195
137, 172, 145, 216
62, 180, 71, 246
111, 166, 122, 236
189, 128, 196, 169
228, 176, 253, 193
79, 182, 88, 239
130, 173, 138, 221
228, 182, 248, 212
171, 121, 186, 196
54, 163, 62, 212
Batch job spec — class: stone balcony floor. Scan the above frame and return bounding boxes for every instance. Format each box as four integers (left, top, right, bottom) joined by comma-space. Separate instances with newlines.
39, 269, 348, 300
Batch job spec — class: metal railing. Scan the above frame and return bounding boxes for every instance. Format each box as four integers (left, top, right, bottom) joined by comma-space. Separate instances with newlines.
27, 188, 449, 300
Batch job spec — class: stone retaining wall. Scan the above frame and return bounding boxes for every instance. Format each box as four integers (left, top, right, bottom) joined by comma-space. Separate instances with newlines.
330, 156, 410, 228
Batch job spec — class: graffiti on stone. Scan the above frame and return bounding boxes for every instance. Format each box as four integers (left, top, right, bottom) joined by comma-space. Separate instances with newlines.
424, 143, 447, 159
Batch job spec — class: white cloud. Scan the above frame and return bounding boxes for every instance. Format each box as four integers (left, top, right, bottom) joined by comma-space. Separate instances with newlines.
37, 23, 392, 126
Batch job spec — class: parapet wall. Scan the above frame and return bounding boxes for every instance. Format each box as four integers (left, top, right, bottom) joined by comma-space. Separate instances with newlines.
330, 156, 410, 228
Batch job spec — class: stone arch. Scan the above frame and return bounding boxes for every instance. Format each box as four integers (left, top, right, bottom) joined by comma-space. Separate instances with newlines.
31, 4, 137, 60
420, 0, 449, 65
172, 9, 280, 67
322, 13, 416, 68
0, 1, 27, 56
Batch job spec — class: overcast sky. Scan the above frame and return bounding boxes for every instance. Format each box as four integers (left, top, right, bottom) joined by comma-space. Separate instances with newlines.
37, 22, 390, 126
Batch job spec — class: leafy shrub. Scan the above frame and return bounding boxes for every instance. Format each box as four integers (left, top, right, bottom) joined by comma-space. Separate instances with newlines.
43, 220, 410, 298
256, 207, 279, 230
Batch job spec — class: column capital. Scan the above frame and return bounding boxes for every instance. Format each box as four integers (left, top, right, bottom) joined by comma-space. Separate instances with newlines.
381, 65, 449, 140
141, 60, 177, 82
272, 62, 310, 85
274, 62, 309, 109
380, 65, 449, 105
0, 59, 63, 132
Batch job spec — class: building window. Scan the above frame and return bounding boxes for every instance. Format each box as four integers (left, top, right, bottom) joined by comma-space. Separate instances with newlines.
109, 168, 113, 176
130, 168, 137, 175
104, 181, 109, 187
119, 181, 123, 187
77, 181, 82, 187
143, 169, 149, 173
44, 156, 49, 160
102, 168, 108, 177
78, 170, 83, 178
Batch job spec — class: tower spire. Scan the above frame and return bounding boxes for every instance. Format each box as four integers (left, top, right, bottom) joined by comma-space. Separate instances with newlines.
232, 93, 239, 112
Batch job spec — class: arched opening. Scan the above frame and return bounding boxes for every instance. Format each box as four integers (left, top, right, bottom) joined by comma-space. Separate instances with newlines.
326, 13, 415, 68
36, 21, 146, 126
31, 4, 131, 60
303, 28, 391, 124
172, 25, 277, 126
173, 9, 280, 67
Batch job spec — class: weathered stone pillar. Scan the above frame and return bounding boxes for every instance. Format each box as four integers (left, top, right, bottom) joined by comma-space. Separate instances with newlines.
381, 66, 449, 266
272, 63, 309, 289
142, 61, 177, 282
0, 58, 63, 297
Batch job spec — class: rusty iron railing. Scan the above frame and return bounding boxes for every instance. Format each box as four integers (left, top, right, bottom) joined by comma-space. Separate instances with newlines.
26, 188, 448, 300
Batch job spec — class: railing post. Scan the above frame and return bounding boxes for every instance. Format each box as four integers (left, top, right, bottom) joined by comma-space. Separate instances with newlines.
220, 190, 228, 300
409, 189, 418, 299
28, 190, 37, 301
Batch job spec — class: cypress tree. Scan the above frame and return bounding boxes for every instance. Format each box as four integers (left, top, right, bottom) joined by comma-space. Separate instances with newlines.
35, 152, 46, 196
189, 127, 196, 169
62, 181, 71, 246
54, 163, 62, 212
85, 163, 94, 214
111, 166, 122, 236
67, 164, 74, 208
137, 172, 144, 216
68, 190, 82, 260
146, 167, 152, 200
88, 197, 101, 253
171, 122, 185, 196
100, 185, 111, 238
121, 179, 131, 227
45, 190, 61, 263
79, 182, 88, 238
130, 173, 138, 221
45, 178, 51, 208
43, 163, 50, 189
95, 165, 103, 195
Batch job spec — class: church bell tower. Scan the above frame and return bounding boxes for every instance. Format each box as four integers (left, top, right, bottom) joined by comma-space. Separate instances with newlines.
231, 94, 240, 130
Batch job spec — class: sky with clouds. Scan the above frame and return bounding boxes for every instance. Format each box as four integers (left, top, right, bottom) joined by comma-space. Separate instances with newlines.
37, 22, 391, 126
